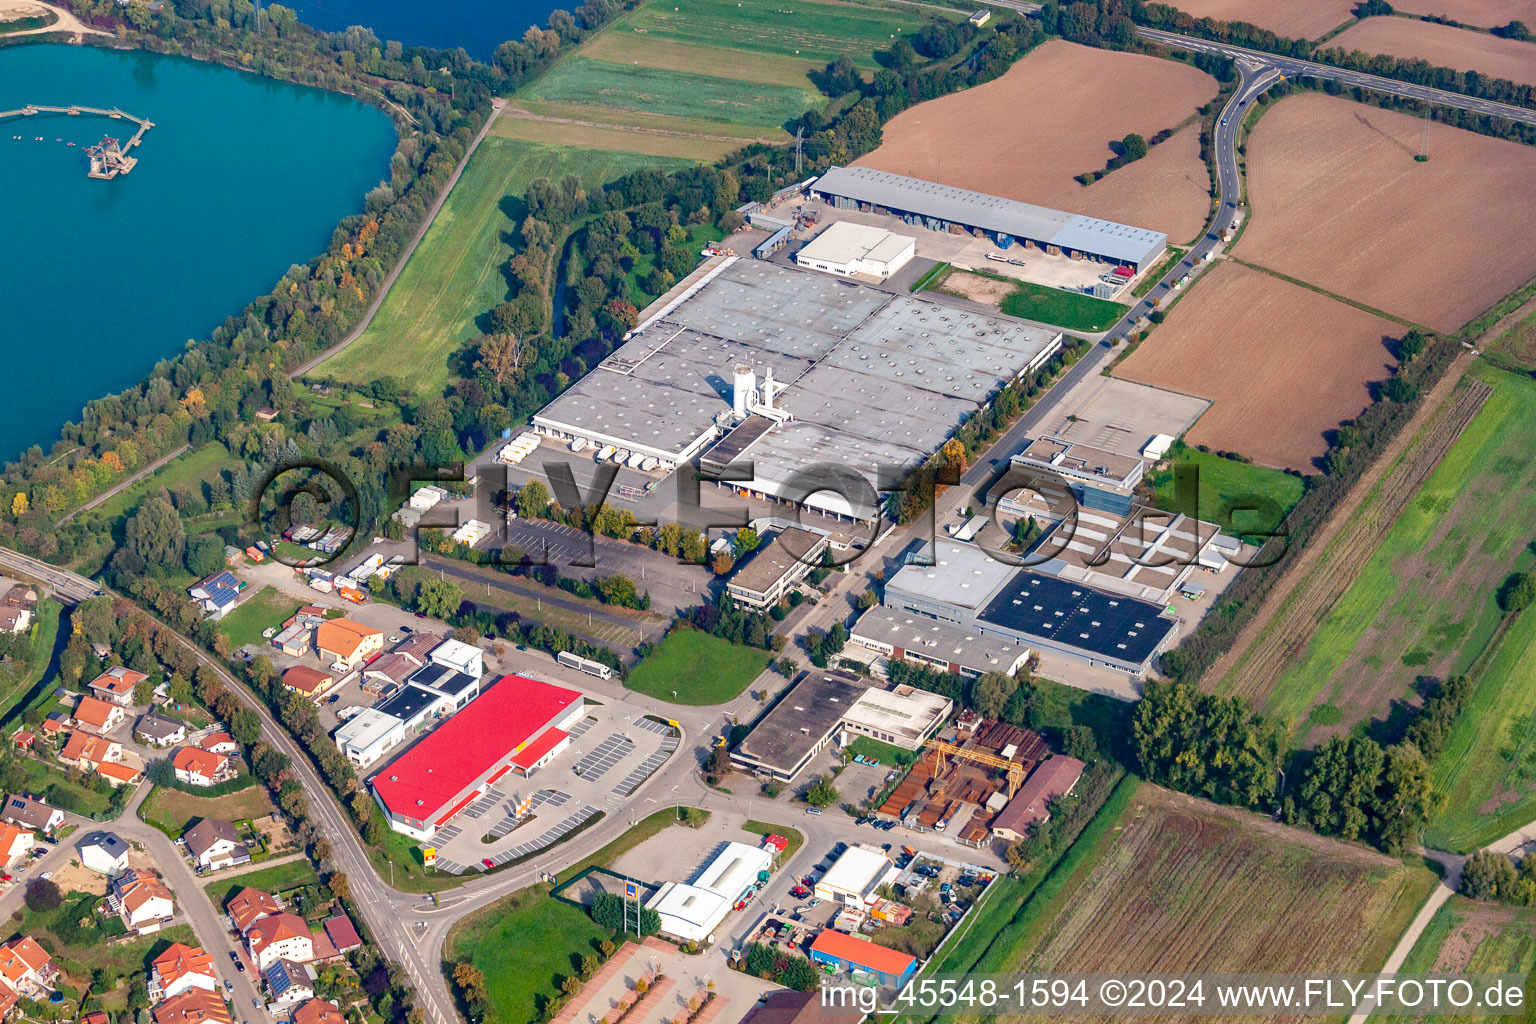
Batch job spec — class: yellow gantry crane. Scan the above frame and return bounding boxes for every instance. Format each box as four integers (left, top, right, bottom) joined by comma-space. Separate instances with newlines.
922, 738, 1027, 801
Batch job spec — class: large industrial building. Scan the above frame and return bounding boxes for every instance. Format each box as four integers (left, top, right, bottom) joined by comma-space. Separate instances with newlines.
810, 166, 1167, 271
370, 675, 584, 840
878, 540, 1178, 679
794, 221, 916, 280
730, 669, 952, 781
646, 841, 774, 943
531, 258, 1062, 522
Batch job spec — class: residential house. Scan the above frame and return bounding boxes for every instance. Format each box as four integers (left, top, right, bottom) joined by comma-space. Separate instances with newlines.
244, 912, 314, 971
0, 937, 58, 1000
281, 667, 335, 701
59, 731, 122, 772
172, 747, 234, 788
188, 571, 246, 620
392, 633, 441, 662
182, 818, 249, 872
200, 733, 238, 756
293, 999, 345, 1024
98, 761, 143, 787
74, 695, 125, 734
321, 916, 361, 955
40, 713, 68, 739
10, 732, 32, 752
2, 796, 62, 834
88, 666, 147, 707
313, 619, 383, 673
78, 831, 131, 876
0, 824, 32, 868
0, 606, 30, 635
82, 1011, 109, 1024
110, 869, 175, 932
151, 988, 232, 1024
135, 713, 188, 748
147, 943, 218, 1002
360, 651, 421, 696
264, 960, 316, 1006
226, 887, 282, 933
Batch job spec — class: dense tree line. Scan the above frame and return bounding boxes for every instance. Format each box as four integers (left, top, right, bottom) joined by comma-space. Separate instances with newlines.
1159, 330, 1460, 686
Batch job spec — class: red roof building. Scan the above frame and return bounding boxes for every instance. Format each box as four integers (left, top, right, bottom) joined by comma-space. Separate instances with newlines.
292, 999, 345, 1024
321, 916, 362, 954
370, 675, 584, 840
989, 755, 1086, 843
808, 929, 916, 985
508, 727, 569, 774
226, 887, 282, 933
152, 989, 232, 1024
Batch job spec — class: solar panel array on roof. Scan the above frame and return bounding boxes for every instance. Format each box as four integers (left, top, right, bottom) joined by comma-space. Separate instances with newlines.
978, 571, 1173, 666
813, 166, 1167, 267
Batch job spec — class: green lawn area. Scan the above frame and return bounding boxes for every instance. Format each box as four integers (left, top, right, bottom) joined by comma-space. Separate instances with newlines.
17, 756, 112, 817
623, 628, 770, 704
525, 58, 822, 131
15, 885, 197, 981
1029, 675, 1137, 767
317, 137, 692, 395
447, 885, 613, 1024
140, 782, 276, 838
997, 279, 1129, 333
217, 585, 302, 650
1256, 367, 1536, 742
615, 0, 940, 71
1146, 443, 1305, 538
847, 735, 917, 768
83, 441, 232, 527
203, 858, 321, 908
1385, 896, 1536, 1024
0, 599, 61, 727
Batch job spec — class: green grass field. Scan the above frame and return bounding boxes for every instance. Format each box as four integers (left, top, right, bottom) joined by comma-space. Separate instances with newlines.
1147, 443, 1305, 537
217, 585, 302, 650
524, 58, 821, 131
615, 0, 938, 71
1259, 367, 1536, 741
141, 783, 276, 838
623, 628, 770, 704
318, 137, 691, 394
997, 279, 1128, 333
847, 735, 917, 768
1385, 896, 1536, 1024
84, 441, 232, 527
0, 599, 60, 726
447, 885, 613, 1024
203, 857, 322, 908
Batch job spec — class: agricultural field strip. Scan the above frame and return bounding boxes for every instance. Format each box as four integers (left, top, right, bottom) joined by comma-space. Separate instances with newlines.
1214, 371, 1491, 706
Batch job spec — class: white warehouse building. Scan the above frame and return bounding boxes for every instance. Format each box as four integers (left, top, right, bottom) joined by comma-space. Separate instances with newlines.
795, 221, 916, 280
645, 841, 773, 944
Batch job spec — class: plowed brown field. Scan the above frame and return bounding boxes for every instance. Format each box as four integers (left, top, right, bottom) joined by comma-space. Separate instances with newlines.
1238, 93, 1536, 332
1115, 262, 1398, 471
1154, 0, 1355, 38
1327, 18, 1536, 87
855, 40, 1218, 242
1391, 0, 1536, 28
982, 785, 1436, 1023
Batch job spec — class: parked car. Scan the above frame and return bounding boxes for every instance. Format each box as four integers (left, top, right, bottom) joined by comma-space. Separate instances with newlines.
790, 885, 811, 899
388, 635, 400, 643
804, 807, 821, 815
253, 999, 261, 1009
39, 871, 50, 881
807, 898, 823, 908
236, 963, 245, 973
224, 981, 233, 992
482, 858, 494, 869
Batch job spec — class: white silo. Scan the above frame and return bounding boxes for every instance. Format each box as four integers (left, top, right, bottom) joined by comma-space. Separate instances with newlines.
732, 364, 756, 419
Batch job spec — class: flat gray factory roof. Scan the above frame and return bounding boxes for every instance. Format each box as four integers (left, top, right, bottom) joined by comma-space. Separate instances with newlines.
733, 669, 871, 774
851, 605, 1030, 673
814, 166, 1167, 267
885, 540, 1016, 612
533, 260, 1061, 515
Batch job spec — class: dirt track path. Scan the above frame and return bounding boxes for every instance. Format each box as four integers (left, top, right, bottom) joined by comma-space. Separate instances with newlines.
1209, 352, 1485, 704
501, 104, 781, 145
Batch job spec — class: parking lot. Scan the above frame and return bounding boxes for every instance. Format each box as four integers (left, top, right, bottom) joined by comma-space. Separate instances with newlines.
427, 700, 678, 874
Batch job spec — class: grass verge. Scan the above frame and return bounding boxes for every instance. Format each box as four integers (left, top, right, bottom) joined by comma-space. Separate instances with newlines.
624, 628, 770, 705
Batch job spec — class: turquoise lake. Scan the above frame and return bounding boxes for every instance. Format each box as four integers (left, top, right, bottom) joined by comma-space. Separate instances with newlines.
0, 43, 397, 462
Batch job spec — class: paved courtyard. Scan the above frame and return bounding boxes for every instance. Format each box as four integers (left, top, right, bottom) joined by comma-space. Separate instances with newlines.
429, 700, 679, 874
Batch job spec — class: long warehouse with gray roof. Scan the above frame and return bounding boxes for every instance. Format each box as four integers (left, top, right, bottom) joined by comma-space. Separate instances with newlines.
531, 258, 1063, 522
811, 166, 1168, 270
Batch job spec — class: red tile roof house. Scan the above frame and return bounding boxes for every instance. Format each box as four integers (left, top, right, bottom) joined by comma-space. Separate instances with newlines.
293, 1000, 345, 1024
88, 666, 148, 707
172, 747, 234, 788
989, 755, 1087, 843
200, 733, 239, 755
226, 887, 283, 933
73, 695, 126, 734
321, 915, 362, 955
282, 666, 335, 702
151, 988, 232, 1024
245, 912, 315, 970
0, 936, 59, 1000
370, 675, 585, 841
148, 943, 218, 1002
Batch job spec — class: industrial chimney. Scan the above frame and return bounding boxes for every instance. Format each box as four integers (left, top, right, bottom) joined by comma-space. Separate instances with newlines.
732, 364, 756, 420
762, 367, 776, 410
